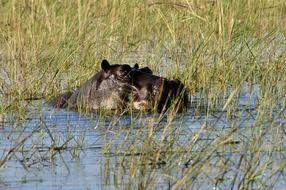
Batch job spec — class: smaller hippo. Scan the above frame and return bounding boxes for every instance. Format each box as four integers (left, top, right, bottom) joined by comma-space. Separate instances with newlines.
129, 70, 189, 113
47, 60, 153, 112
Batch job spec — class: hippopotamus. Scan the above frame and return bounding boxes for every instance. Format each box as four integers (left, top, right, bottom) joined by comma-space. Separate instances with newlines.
128, 69, 189, 113
47, 59, 152, 112
48, 59, 189, 113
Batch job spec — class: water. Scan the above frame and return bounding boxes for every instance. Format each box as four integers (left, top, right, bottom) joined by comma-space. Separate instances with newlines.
0, 84, 285, 190
0, 108, 118, 189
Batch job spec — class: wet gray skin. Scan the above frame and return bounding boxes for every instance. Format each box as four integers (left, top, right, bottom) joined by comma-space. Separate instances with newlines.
67, 74, 133, 110
47, 60, 153, 112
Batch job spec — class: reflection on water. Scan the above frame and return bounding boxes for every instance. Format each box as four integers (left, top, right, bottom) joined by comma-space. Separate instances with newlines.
0, 85, 285, 190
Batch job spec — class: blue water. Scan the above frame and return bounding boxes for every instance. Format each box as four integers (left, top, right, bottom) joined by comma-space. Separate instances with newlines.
0, 85, 285, 190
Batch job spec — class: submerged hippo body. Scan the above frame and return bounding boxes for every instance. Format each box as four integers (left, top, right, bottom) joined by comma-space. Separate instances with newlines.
48, 60, 134, 111
67, 74, 132, 110
47, 60, 153, 112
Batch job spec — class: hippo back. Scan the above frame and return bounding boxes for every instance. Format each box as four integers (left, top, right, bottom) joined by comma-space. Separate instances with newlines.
67, 76, 132, 111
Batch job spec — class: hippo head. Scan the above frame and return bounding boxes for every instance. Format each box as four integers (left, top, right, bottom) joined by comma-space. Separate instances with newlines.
101, 59, 133, 83
101, 60, 153, 83
133, 63, 153, 74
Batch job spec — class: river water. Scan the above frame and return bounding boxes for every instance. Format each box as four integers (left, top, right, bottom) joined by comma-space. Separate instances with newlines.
0, 83, 285, 190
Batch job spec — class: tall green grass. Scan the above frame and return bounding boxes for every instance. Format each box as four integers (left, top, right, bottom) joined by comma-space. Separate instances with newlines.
0, 0, 285, 107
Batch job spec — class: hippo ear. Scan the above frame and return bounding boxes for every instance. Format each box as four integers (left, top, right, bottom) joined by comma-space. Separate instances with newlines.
101, 59, 110, 72
140, 67, 153, 74
133, 63, 139, 69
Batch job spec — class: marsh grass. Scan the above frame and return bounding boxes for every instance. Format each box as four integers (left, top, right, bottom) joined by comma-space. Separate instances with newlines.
0, 0, 286, 189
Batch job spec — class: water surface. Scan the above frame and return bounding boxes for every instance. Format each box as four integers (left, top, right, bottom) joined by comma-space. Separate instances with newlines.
0, 84, 285, 190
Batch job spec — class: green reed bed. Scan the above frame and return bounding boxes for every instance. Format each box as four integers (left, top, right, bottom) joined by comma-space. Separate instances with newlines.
0, 0, 285, 189
102, 104, 285, 189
